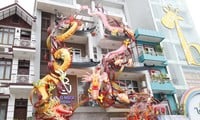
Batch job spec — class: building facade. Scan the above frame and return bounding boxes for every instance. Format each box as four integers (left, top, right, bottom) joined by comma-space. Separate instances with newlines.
126, 0, 200, 119
0, 0, 198, 119
0, 2, 36, 120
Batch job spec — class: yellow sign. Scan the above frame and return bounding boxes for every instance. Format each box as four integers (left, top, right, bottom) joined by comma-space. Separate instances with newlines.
161, 5, 200, 65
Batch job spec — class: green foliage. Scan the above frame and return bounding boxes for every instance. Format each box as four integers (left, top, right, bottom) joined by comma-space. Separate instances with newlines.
151, 73, 169, 83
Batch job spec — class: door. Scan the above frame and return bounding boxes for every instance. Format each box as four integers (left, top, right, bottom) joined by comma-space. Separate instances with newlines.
14, 99, 27, 120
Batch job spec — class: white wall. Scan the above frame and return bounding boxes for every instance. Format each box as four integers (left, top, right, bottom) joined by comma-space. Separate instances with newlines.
125, 0, 156, 30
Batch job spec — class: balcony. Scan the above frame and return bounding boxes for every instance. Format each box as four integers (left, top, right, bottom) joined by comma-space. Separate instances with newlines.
104, 29, 128, 41
37, 0, 77, 16
138, 51, 167, 66
13, 39, 36, 48
151, 73, 170, 83
151, 81, 176, 94
135, 28, 165, 43
9, 74, 34, 97
71, 56, 99, 68
12, 74, 34, 84
13, 38, 36, 58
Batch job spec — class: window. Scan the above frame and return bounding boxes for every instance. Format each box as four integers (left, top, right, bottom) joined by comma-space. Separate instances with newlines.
144, 45, 155, 55
0, 99, 8, 120
101, 48, 114, 54
20, 30, 31, 40
0, 58, 12, 80
42, 12, 51, 31
118, 80, 139, 92
137, 45, 144, 56
93, 47, 97, 60
77, 77, 95, 106
0, 27, 14, 45
18, 60, 30, 75
72, 48, 82, 62
149, 69, 163, 81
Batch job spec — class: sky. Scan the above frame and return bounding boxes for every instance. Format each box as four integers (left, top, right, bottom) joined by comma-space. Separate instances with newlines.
0, 0, 35, 15
185, 0, 200, 36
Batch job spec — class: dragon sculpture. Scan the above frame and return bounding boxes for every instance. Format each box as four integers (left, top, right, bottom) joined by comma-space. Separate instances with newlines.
30, 4, 166, 120
30, 15, 82, 120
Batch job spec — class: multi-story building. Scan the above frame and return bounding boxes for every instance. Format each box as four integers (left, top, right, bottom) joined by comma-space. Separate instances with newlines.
0, 0, 198, 119
0, 2, 36, 120
127, 0, 200, 119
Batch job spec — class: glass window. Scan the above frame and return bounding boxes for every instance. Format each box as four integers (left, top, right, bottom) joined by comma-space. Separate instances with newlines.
117, 80, 139, 92
20, 30, 31, 40
18, 60, 30, 75
42, 17, 50, 30
0, 58, 12, 80
72, 48, 82, 62
137, 45, 144, 56
9, 33, 14, 44
0, 28, 14, 45
144, 45, 156, 55
101, 48, 114, 55
0, 99, 8, 120
77, 77, 93, 106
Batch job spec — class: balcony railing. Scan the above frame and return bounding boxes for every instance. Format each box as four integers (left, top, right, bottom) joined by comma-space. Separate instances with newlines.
72, 56, 90, 62
138, 50, 167, 66
139, 51, 164, 56
14, 38, 36, 48
12, 74, 34, 84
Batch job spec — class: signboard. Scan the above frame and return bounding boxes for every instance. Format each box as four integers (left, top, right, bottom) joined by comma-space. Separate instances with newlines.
180, 87, 200, 120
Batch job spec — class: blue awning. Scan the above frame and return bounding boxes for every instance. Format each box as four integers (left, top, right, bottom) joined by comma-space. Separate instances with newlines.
151, 81, 176, 94
135, 28, 165, 43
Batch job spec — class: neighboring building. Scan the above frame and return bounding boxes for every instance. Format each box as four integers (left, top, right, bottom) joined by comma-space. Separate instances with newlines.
126, 0, 200, 119
0, 0, 199, 120
134, 28, 177, 114
0, 2, 36, 120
